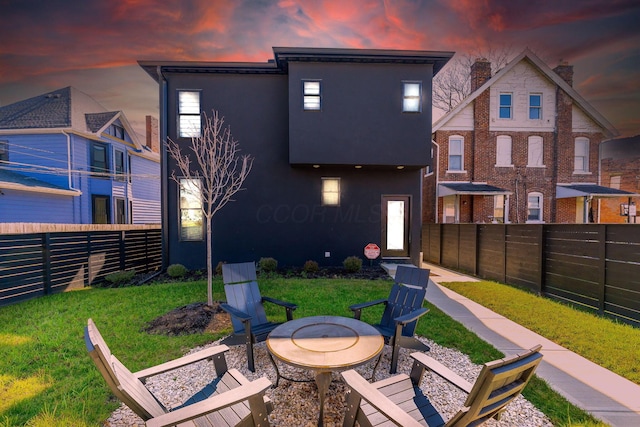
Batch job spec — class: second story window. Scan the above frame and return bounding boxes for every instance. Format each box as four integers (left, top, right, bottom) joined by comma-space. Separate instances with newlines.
574, 137, 590, 173
90, 142, 109, 176
499, 93, 512, 119
402, 82, 422, 112
114, 149, 126, 181
610, 175, 621, 189
321, 177, 340, 206
178, 90, 201, 138
110, 124, 125, 140
448, 136, 463, 172
496, 135, 512, 166
303, 81, 321, 111
529, 94, 542, 120
0, 140, 8, 162
528, 136, 544, 167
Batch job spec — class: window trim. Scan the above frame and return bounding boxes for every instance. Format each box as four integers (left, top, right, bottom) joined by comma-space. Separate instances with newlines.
177, 90, 202, 138
574, 137, 590, 173
526, 192, 544, 223
493, 194, 505, 223
90, 141, 109, 177
321, 177, 340, 206
447, 135, 464, 172
178, 178, 204, 241
114, 197, 127, 224
499, 92, 513, 119
402, 81, 422, 113
114, 149, 126, 181
529, 93, 542, 120
527, 135, 544, 167
495, 135, 513, 167
92, 195, 111, 224
303, 80, 321, 111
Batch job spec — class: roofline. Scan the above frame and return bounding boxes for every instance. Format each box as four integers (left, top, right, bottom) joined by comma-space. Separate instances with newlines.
433, 49, 618, 138
0, 181, 82, 196
139, 47, 455, 81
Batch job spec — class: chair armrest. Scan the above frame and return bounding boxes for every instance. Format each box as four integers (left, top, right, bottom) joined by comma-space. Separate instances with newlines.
220, 303, 252, 322
410, 352, 473, 394
394, 307, 429, 325
262, 296, 298, 310
342, 370, 424, 427
349, 298, 388, 312
134, 345, 229, 381
145, 376, 272, 427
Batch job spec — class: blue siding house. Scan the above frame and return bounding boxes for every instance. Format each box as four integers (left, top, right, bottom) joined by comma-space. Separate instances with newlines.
0, 87, 160, 224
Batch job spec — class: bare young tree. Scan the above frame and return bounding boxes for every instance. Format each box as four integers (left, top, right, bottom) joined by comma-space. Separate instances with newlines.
167, 111, 253, 306
433, 46, 514, 114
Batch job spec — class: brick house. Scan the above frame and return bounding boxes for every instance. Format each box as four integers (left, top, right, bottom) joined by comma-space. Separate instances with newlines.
599, 136, 640, 223
424, 49, 627, 224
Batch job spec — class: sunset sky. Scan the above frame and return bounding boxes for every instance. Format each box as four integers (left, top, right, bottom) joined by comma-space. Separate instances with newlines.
1, 0, 639, 139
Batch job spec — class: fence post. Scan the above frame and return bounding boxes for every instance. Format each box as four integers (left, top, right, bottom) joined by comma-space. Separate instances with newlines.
42, 233, 51, 295
473, 224, 479, 276
86, 232, 92, 287
536, 225, 545, 295
119, 231, 126, 271
597, 224, 607, 315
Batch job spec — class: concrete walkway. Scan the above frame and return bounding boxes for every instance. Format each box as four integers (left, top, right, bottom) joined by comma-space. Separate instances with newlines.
382, 262, 640, 427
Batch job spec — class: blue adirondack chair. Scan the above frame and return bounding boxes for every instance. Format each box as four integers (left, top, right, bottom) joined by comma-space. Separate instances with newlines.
349, 265, 431, 374
220, 262, 298, 372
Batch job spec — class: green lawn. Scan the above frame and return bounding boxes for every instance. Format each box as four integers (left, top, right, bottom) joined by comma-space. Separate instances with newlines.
0, 276, 605, 426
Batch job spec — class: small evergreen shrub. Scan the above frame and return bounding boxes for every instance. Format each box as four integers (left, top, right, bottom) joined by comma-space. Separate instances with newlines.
215, 261, 226, 276
104, 269, 136, 287
303, 260, 319, 273
166, 263, 188, 278
259, 257, 278, 273
343, 256, 363, 273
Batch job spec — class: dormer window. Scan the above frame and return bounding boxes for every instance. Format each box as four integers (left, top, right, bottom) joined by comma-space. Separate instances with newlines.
402, 82, 422, 112
110, 124, 125, 140
303, 81, 321, 111
0, 140, 7, 162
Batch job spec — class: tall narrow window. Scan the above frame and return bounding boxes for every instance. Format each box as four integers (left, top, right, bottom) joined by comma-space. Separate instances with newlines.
178, 91, 201, 137
114, 149, 125, 181
443, 196, 457, 223
92, 195, 110, 224
496, 135, 512, 166
527, 136, 544, 167
402, 82, 422, 112
448, 136, 463, 171
179, 178, 203, 241
499, 93, 512, 119
90, 142, 109, 176
115, 198, 127, 224
0, 140, 8, 162
529, 94, 542, 119
321, 177, 340, 206
527, 192, 543, 222
303, 81, 321, 111
574, 137, 589, 172
493, 195, 505, 223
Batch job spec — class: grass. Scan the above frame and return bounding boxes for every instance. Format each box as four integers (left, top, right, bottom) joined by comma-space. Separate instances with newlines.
441, 280, 640, 385
0, 276, 604, 426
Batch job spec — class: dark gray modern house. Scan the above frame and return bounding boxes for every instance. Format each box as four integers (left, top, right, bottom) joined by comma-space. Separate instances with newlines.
139, 47, 452, 269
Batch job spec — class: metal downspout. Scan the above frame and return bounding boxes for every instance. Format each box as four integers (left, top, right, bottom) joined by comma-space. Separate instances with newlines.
157, 66, 169, 271
432, 139, 440, 223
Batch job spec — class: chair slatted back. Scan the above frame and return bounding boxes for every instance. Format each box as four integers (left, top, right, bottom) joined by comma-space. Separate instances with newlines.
447, 345, 543, 426
394, 266, 430, 289
380, 284, 426, 337
224, 281, 269, 333
223, 262, 257, 284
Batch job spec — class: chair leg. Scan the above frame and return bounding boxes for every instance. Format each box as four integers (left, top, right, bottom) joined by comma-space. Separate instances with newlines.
390, 341, 400, 374
247, 340, 256, 372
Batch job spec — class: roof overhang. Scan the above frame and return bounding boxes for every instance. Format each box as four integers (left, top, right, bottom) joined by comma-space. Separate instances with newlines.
439, 183, 512, 197
556, 184, 639, 199
0, 181, 81, 196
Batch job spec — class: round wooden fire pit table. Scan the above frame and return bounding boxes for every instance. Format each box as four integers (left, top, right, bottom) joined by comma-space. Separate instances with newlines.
266, 315, 384, 427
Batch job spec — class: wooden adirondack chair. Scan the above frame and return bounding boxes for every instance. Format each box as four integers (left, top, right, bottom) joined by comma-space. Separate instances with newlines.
220, 262, 298, 372
342, 345, 543, 427
349, 265, 430, 374
85, 318, 273, 427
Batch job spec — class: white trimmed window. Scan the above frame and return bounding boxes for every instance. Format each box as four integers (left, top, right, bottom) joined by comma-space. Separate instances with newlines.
402, 82, 422, 112
496, 135, 512, 166
574, 137, 590, 172
448, 136, 463, 171
610, 175, 621, 189
178, 91, 201, 138
529, 93, 542, 120
493, 195, 505, 223
179, 178, 203, 241
499, 93, 512, 119
527, 192, 543, 222
527, 136, 544, 167
303, 81, 321, 111
321, 177, 340, 206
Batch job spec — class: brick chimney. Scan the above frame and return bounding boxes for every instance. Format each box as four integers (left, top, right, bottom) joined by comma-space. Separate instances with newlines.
470, 58, 491, 92
553, 61, 574, 87
145, 115, 159, 153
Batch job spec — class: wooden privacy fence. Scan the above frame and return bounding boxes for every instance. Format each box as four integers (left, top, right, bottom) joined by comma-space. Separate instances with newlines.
0, 227, 161, 307
422, 223, 640, 326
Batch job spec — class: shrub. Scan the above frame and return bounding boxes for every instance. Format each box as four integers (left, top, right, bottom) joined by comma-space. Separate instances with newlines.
215, 261, 226, 276
166, 263, 188, 278
303, 260, 319, 273
343, 256, 363, 273
104, 269, 136, 287
259, 257, 278, 273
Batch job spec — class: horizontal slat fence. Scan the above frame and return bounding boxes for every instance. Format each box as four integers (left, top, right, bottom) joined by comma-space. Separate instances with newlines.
0, 227, 161, 307
423, 223, 640, 326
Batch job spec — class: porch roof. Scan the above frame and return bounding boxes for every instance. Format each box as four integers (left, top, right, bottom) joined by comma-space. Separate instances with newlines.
556, 184, 639, 199
439, 183, 511, 197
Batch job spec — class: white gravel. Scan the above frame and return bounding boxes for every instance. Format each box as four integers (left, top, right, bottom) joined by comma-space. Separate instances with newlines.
106, 337, 553, 426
